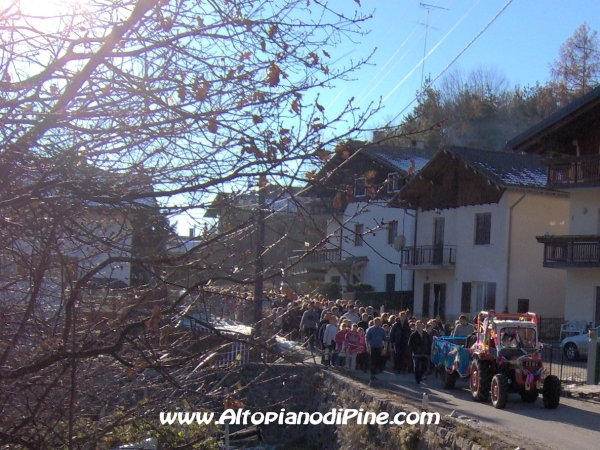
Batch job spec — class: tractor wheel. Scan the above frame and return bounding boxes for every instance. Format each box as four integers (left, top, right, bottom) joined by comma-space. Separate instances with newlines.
543, 375, 561, 409
470, 359, 491, 402
520, 389, 539, 403
491, 374, 509, 409
442, 370, 459, 390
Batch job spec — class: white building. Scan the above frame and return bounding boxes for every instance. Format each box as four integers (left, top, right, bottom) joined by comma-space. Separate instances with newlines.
509, 85, 600, 326
296, 140, 435, 295
399, 146, 569, 322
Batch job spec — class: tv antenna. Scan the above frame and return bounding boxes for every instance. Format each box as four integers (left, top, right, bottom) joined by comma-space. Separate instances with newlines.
419, 3, 449, 90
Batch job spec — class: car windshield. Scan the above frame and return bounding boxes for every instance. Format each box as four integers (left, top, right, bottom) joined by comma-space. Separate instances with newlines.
499, 327, 536, 349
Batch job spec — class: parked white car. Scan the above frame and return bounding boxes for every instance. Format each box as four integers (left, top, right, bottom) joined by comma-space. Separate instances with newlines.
560, 325, 600, 360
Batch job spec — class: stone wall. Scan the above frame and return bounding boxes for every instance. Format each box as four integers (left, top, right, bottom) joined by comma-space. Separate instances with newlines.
206, 363, 513, 450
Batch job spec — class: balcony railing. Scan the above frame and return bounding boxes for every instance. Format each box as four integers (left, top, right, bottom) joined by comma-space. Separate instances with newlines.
301, 247, 342, 264
545, 155, 600, 187
537, 235, 600, 268
401, 245, 456, 268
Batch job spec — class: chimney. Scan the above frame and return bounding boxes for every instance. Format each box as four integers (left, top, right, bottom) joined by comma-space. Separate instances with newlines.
411, 140, 425, 149
372, 130, 387, 144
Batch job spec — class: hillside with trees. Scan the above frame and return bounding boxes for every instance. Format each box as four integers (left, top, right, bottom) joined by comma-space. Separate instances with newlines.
381, 22, 600, 151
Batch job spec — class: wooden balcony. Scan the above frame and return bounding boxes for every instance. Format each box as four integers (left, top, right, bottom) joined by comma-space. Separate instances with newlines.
545, 155, 600, 187
401, 245, 456, 269
288, 247, 342, 273
302, 247, 342, 264
536, 235, 600, 268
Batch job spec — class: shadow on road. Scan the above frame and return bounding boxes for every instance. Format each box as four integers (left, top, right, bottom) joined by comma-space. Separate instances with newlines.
338, 366, 600, 434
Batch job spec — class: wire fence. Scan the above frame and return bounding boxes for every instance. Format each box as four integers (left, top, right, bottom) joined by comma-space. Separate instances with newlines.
540, 343, 588, 386
538, 316, 564, 342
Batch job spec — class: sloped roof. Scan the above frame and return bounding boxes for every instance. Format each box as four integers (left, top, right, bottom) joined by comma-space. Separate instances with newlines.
399, 145, 563, 210
442, 146, 549, 190
360, 142, 436, 174
506, 84, 600, 151
303, 140, 436, 200
204, 187, 305, 218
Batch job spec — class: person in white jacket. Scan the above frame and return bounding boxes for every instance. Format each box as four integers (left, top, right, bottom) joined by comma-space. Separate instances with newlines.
322, 316, 339, 366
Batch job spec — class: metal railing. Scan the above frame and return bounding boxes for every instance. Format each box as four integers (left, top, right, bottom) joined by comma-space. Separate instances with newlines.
297, 247, 342, 264
546, 154, 600, 186
401, 245, 456, 267
540, 343, 588, 386
540, 238, 600, 267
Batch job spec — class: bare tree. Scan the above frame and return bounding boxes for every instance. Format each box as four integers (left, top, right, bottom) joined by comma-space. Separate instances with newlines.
0, 0, 378, 446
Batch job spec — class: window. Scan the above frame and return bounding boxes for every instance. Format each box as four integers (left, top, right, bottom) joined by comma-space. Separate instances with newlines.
354, 223, 364, 246
517, 298, 530, 314
387, 220, 398, 245
460, 282, 471, 313
387, 173, 400, 193
331, 276, 341, 284
354, 177, 366, 197
474, 212, 491, 245
472, 282, 496, 314
422, 283, 431, 317
385, 274, 396, 293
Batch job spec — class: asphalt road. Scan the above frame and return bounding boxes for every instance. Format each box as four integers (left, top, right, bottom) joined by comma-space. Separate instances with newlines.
346, 368, 600, 450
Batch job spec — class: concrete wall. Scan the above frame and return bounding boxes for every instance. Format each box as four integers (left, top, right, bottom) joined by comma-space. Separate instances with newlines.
507, 190, 569, 317
565, 269, 599, 323
413, 190, 570, 320
563, 188, 600, 324
568, 188, 600, 235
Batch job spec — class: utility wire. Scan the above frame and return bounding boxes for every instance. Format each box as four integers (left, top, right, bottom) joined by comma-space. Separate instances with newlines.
356, 1, 454, 108
328, 2, 415, 110
387, 0, 514, 126
382, 0, 480, 105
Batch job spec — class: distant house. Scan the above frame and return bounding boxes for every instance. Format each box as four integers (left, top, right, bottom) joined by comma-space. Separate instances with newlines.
508, 84, 600, 326
398, 146, 569, 321
295, 140, 435, 295
201, 186, 322, 288
0, 162, 161, 299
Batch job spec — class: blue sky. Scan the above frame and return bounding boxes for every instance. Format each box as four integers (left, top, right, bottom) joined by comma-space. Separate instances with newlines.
177, 0, 600, 234
321, 0, 600, 131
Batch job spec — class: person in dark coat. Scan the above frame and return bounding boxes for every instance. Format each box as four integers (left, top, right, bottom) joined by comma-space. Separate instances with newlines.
408, 320, 432, 384
390, 312, 411, 373
357, 313, 369, 332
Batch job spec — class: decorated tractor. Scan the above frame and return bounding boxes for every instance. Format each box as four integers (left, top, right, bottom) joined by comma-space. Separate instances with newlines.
469, 311, 560, 409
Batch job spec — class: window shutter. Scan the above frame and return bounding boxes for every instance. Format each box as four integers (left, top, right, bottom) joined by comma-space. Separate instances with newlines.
422, 283, 430, 318
461, 282, 471, 313
484, 213, 491, 244
486, 282, 496, 310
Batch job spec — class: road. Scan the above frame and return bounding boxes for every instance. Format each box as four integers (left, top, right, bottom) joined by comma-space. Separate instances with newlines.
348, 369, 600, 450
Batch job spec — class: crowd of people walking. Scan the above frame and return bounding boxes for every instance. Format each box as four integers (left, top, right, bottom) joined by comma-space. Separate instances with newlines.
264, 295, 453, 384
